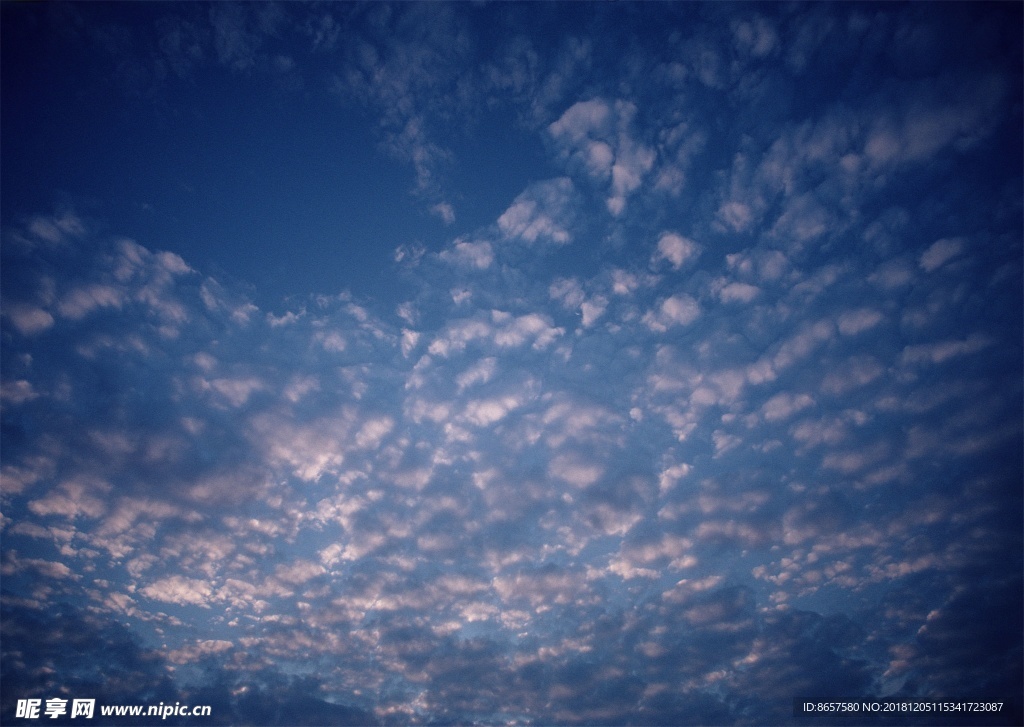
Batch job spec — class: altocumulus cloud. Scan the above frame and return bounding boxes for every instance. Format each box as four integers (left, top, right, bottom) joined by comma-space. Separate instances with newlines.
2, 2, 1022, 725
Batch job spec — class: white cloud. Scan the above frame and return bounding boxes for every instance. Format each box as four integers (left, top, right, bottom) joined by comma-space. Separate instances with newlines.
497, 178, 574, 245
283, 375, 319, 403
717, 200, 754, 233
549, 277, 585, 309
28, 478, 109, 520
643, 294, 701, 332
463, 394, 522, 427
142, 575, 216, 607
199, 278, 259, 325
168, 639, 234, 665
771, 320, 836, 373
549, 278, 606, 328
5, 304, 55, 335
401, 328, 421, 357
607, 136, 655, 216
549, 98, 612, 147
583, 140, 614, 179
317, 330, 346, 353
821, 356, 884, 395
822, 441, 889, 474
610, 533, 696, 579
579, 297, 607, 327
267, 310, 302, 327
250, 410, 354, 482
611, 102, 654, 215
901, 334, 992, 365
205, 377, 265, 407
791, 416, 848, 449
732, 16, 778, 58
762, 392, 815, 422
611, 269, 640, 295
441, 239, 493, 269
1, 553, 74, 580
718, 281, 760, 304
492, 567, 590, 609
549, 99, 654, 216
355, 417, 394, 449
275, 559, 326, 585
658, 463, 692, 494
548, 452, 603, 489
864, 74, 1006, 165
58, 285, 124, 319
156, 250, 192, 275
654, 232, 700, 270
456, 357, 497, 392
919, 237, 965, 272
712, 430, 742, 457
431, 202, 456, 224
653, 121, 707, 197
837, 308, 883, 335
726, 249, 787, 281
770, 193, 830, 245
428, 317, 492, 357
27, 212, 85, 244
492, 311, 563, 349
869, 258, 915, 289
0, 379, 40, 405
540, 397, 620, 449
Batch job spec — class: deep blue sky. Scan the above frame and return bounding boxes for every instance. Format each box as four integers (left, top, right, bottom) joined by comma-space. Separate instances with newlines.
2, 3, 1022, 725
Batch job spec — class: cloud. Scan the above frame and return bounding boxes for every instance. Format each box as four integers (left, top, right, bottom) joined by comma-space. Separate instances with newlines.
22, 212, 86, 247
869, 258, 916, 289
431, 201, 456, 225
141, 575, 216, 607
28, 478, 109, 521
919, 236, 966, 272
332, 3, 471, 202
1, 5, 1021, 725
761, 391, 815, 422
731, 15, 778, 59
455, 357, 497, 392
203, 376, 266, 408
440, 239, 493, 270
863, 72, 1008, 166
901, 333, 992, 366
156, 15, 206, 78
654, 232, 700, 270
716, 199, 754, 233
549, 99, 655, 216
820, 355, 884, 396
209, 3, 281, 73
717, 280, 760, 304
57, 285, 124, 320
643, 294, 701, 332
0, 380, 39, 406
769, 320, 836, 373
837, 307, 883, 335
463, 394, 523, 427
497, 178, 575, 245
3, 305, 55, 336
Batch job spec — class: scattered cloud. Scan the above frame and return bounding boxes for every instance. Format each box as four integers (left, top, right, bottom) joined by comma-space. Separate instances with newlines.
919, 236, 966, 272
654, 232, 700, 270
2, 3, 1020, 725
497, 178, 575, 245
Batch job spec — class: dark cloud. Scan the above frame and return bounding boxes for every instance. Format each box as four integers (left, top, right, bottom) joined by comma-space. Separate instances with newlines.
1, 599, 377, 726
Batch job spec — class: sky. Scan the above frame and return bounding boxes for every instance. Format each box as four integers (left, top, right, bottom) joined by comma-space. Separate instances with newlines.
1, 3, 1022, 726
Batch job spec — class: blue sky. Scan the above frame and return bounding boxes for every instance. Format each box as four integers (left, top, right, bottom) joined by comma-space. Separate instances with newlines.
1, 3, 1022, 725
